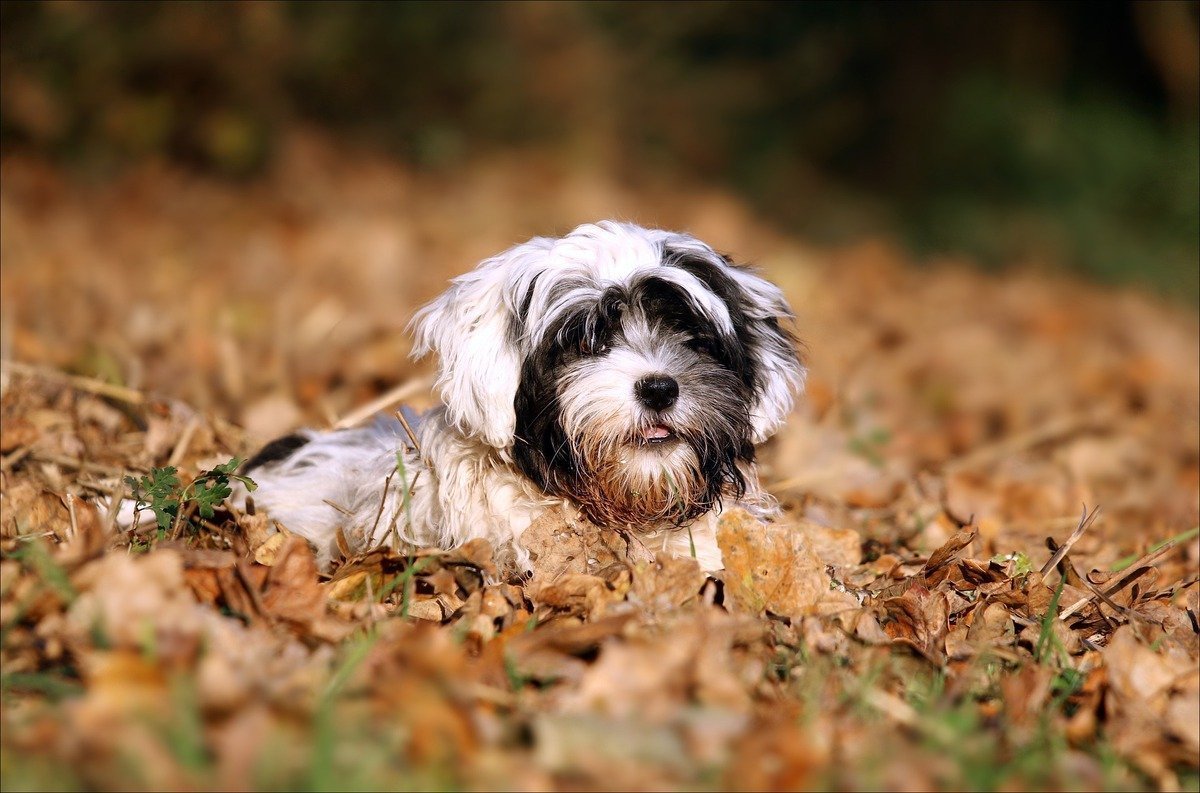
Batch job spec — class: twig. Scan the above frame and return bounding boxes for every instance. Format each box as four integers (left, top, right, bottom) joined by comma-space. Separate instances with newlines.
1040, 504, 1100, 576
1, 359, 146, 405
364, 574, 378, 630
233, 562, 274, 625
394, 408, 423, 453
369, 468, 398, 542
167, 415, 202, 467
1076, 568, 1137, 622
104, 473, 126, 535
28, 452, 126, 477
66, 493, 79, 543
1046, 535, 1130, 626
170, 500, 196, 542
322, 499, 355, 518
331, 376, 433, 430
1059, 532, 1196, 621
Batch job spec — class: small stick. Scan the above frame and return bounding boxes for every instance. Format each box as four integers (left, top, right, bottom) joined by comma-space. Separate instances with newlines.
233, 563, 273, 625
1, 360, 146, 405
167, 416, 202, 467
66, 493, 79, 542
322, 499, 355, 518
369, 468, 398, 541
105, 472, 126, 534
1059, 533, 1195, 621
29, 452, 126, 477
331, 376, 433, 430
1047, 536, 1130, 625
1040, 504, 1100, 576
394, 408, 422, 453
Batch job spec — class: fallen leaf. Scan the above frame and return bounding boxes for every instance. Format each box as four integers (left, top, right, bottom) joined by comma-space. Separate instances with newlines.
717, 508, 854, 619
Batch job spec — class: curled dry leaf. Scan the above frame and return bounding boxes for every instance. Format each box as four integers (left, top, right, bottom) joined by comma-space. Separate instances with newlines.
877, 584, 950, 663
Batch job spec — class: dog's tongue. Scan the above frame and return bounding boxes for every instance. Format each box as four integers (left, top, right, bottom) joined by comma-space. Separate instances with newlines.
642, 424, 673, 441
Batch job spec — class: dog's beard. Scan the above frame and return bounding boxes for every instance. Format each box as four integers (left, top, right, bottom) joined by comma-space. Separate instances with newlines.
566, 422, 738, 527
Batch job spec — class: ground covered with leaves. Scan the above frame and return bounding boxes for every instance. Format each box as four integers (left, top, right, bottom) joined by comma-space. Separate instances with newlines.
1, 136, 1198, 791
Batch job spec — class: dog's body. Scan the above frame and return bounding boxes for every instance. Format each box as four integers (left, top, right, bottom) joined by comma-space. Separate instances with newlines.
240, 222, 804, 572
240, 408, 725, 570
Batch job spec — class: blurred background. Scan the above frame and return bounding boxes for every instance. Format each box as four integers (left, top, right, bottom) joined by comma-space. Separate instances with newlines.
2, 0, 1197, 297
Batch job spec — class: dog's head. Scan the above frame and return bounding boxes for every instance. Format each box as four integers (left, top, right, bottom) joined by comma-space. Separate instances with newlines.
412, 221, 804, 527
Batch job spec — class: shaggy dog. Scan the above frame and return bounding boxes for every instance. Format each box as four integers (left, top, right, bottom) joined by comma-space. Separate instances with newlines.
239, 221, 804, 571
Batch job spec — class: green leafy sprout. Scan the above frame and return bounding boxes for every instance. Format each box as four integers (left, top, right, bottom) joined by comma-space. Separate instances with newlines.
125, 457, 257, 539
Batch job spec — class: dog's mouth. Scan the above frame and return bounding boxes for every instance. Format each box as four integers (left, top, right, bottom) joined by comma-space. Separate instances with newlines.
638, 423, 677, 446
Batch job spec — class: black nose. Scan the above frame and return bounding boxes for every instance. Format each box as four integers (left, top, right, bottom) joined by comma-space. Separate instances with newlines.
634, 374, 679, 411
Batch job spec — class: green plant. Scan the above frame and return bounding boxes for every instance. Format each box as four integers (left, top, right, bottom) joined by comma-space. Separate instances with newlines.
1035, 575, 1068, 665
125, 457, 257, 539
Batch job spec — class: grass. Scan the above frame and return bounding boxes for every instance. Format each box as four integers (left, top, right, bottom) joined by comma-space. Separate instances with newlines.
1034, 575, 1068, 665
1110, 526, 1200, 572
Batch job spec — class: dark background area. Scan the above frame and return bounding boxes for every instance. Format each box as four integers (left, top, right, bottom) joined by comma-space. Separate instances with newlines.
2, 1, 1196, 299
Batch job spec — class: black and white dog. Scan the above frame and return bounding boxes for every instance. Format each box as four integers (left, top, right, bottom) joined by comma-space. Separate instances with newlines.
241, 221, 804, 571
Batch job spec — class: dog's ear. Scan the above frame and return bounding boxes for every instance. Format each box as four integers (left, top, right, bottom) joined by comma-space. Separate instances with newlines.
667, 246, 805, 443
723, 263, 806, 443
410, 252, 534, 449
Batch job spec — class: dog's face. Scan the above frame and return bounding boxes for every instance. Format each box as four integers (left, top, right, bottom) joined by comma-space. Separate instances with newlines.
412, 222, 803, 528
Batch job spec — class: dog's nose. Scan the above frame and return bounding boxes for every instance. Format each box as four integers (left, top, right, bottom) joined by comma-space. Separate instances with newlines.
634, 374, 679, 411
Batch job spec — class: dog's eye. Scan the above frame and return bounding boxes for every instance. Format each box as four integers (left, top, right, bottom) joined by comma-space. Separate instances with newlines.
688, 338, 715, 356
579, 338, 610, 356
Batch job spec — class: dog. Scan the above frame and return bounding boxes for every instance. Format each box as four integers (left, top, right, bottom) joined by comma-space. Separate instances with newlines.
239, 221, 804, 572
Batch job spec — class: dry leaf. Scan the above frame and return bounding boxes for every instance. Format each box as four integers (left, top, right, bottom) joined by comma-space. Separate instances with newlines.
717, 508, 854, 619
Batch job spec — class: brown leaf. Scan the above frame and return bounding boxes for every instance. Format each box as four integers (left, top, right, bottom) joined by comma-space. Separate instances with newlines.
922, 527, 978, 583
405, 598, 444, 622
630, 552, 706, 614
534, 573, 617, 620
425, 567, 461, 598
557, 612, 761, 721
258, 536, 330, 630
521, 506, 652, 593
252, 528, 293, 566
717, 508, 852, 620
725, 712, 819, 791
966, 601, 1015, 645
877, 584, 949, 663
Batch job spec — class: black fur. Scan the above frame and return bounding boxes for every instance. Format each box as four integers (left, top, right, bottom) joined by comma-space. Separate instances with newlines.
243, 433, 310, 473
513, 308, 584, 491
666, 248, 799, 399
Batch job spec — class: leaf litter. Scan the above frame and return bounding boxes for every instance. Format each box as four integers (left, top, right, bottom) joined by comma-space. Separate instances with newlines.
1, 136, 1198, 790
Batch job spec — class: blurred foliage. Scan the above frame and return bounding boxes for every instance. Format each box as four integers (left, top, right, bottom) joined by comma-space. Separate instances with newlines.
1, 1, 1196, 299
